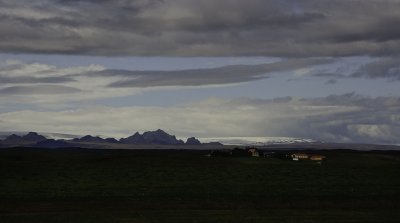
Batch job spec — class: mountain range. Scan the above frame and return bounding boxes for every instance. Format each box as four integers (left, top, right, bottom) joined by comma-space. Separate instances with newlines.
1, 131, 399, 151
0, 130, 219, 148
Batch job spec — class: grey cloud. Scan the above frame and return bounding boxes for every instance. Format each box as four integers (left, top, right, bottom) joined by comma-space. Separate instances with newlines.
303, 94, 400, 144
0, 76, 75, 84
309, 92, 400, 108
0, 63, 26, 72
101, 58, 334, 87
272, 96, 292, 103
0, 85, 81, 95
224, 93, 400, 144
312, 73, 346, 78
351, 58, 400, 80
312, 57, 400, 81
330, 17, 400, 43
0, 0, 400, 56
325, 79, 337, 85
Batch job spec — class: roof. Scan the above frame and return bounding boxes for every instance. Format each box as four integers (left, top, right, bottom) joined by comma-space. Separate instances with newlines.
292, 153, 308, 156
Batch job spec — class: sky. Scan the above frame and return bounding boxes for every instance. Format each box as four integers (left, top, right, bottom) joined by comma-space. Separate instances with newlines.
0, 0, 399, 144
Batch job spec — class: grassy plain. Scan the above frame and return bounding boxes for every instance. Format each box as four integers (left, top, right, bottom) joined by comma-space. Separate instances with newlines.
0, 148, 399, 222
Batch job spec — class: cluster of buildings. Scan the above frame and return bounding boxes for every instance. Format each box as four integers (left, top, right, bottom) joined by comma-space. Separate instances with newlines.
210, 147, 327, 162
291, 153, 326, 161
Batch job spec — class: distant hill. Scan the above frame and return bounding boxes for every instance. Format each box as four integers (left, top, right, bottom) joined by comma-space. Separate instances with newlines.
73, 135, 109, 143
120, 132, 146, 144
3, 134, 23, 143
2, 132, 47, 145
0, 132, 81, 140
185, 137, 201, 145
105, 138, 119, 143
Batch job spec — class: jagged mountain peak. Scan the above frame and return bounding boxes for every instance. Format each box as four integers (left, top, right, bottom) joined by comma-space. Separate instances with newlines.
22, 132, 47, 142
142, 129, 181, 145
5, 134, 23, 141
73, 135, 106, 143
185, 137, 201, 145
121, 129, 185, 145
1, 132, 47, 144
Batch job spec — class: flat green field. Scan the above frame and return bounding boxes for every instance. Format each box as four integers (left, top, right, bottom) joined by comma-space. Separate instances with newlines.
0, 148, 399, 222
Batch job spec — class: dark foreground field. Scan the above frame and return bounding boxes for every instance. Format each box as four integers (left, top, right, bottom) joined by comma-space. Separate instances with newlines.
0, 148, 399, 223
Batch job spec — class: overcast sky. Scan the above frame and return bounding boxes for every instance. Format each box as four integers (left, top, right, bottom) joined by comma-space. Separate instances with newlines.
0, 0, 399, 144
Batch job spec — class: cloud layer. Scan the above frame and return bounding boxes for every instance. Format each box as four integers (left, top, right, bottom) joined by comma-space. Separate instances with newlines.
0, 56, 398, 144
1, 93, 399, 144
1, 0, 400, 56
1, 56, 399, 108
102, 58, 332, 87
0, 58, 334, 105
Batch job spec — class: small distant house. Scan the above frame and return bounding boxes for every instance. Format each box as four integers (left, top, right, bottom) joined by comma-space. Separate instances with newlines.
248, 148, 260, 157
291, 153, 309, 161
310, 155, 326, 161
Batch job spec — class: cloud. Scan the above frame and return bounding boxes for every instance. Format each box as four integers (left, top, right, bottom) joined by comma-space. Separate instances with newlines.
0, 59, 104, 79
347, 124, 395, 142
0, 60, 137, 105
0, 85, 81, 95
103, 58, 333, 88
307, 57, 400, 81
0, 76, 75, 84
0, 93, 398, 144
0, 56, 397, 110
0, 0, 400, 56
351, 58, 400, 80
324, 79, 337, 85
0, 58, 336, 106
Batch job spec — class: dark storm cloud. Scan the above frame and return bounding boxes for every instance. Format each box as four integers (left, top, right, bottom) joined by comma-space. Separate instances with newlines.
98, 58, 333, 87
0, 85, 81, 95
0, 0, 400, 56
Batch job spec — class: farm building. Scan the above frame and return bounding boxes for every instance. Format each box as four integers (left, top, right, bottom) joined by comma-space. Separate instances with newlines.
248, 148, 260, 157
291, 153, 309, 161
